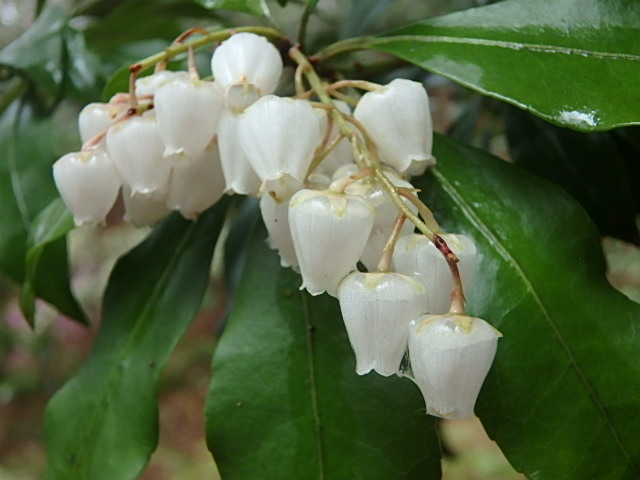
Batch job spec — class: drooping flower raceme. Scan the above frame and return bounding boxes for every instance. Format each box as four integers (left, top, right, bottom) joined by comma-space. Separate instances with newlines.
408, 314, 501, 419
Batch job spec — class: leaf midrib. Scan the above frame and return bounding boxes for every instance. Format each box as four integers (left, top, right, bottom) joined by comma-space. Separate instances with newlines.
432, 167, 637, 475
369, 35, 640, 62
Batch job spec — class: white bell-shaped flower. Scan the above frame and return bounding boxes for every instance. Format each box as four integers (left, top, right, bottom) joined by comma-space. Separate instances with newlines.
393, 233, 477, 314
260, 175, 304, 269
217, 108, 261, 195
338, 271, 427, 376
78, 102, 120, 144
408, 314, 501, 419
238, 95, 322, 182
345, 176, 417, 270
166, 142, 225, 219
289, 189, 376, 296
135, 70, 188, 97
53, 150, 122, 226
106, 111, 171, 199
154, 77, 224, 158
354, 78, 435, 173
122, 186, 171, 227
211, 33, 283, 112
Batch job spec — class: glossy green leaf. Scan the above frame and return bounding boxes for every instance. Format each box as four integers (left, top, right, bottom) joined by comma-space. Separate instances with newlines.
504, 105, 639, 244
366, 0, 640, 131
44, 200, 229, 480
0, 5, 68, 107
415, 134, 640, 479
194, 0, 265, 16
206, 221, 441, 480
20, 198, 87, 326
0, 99, 60, 283
62, 26, 103, 102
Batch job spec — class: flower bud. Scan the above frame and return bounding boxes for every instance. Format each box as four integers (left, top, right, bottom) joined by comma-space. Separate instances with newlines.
354, 79, 435, 173
53, 150, 122, 226
393, 233, 477, 314
408, 314, 501, 419
338, 272, 427, 376
288, 189, 375, 296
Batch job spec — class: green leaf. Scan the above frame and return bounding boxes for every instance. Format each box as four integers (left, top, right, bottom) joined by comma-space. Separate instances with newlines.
415, 134, 640, 479
0, 5, 68, 107
44, 200, 230, 480
62, 26, 103, 102
194, 0, 266, 16
504, 105, 639, 244
20, 198, 87, 326
206, 221, 441, 480
367, 0, 640, 131
0, 98, 60, 283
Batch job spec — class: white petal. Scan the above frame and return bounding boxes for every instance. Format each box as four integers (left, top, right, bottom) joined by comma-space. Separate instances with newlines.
78, 102, 120, 144
167, 143, 225, 219
338, 272, 427, 376
154, 77, 224, 158
106, 112, 171, 198
135, 70, 188, 97
211, 33, 283, 96
393, 233, 477, 314
288, 189, 376, 296
122, 185, 171, 227
260, 175, 304, 269
217, 108, 261, 195
408, 314, 501, 419
53, 150, 122, 226
354, 79, 435, 172
238, 96, 322, 182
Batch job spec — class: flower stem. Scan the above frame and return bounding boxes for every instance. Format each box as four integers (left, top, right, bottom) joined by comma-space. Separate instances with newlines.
290, 45, 466, 313
376, 213, 406, 272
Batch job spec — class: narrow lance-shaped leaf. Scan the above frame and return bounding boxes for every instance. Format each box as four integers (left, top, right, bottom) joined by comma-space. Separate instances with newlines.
415, 134, 640, 479
364, 0, 640, 131
206, 220, 441, 480
20, 198, 88, 326
44, 199, 230, 480
0, 99, 61, 282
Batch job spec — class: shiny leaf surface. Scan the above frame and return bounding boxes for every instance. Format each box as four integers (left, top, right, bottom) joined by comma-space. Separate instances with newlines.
416, 134, 640, 479
504, 105, 639, 244
44, 200, 229, 480
367, 0, 640, 131
206, 222, 441, 480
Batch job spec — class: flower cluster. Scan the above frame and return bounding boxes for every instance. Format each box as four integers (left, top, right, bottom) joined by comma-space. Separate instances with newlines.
52, 31, 500, 419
